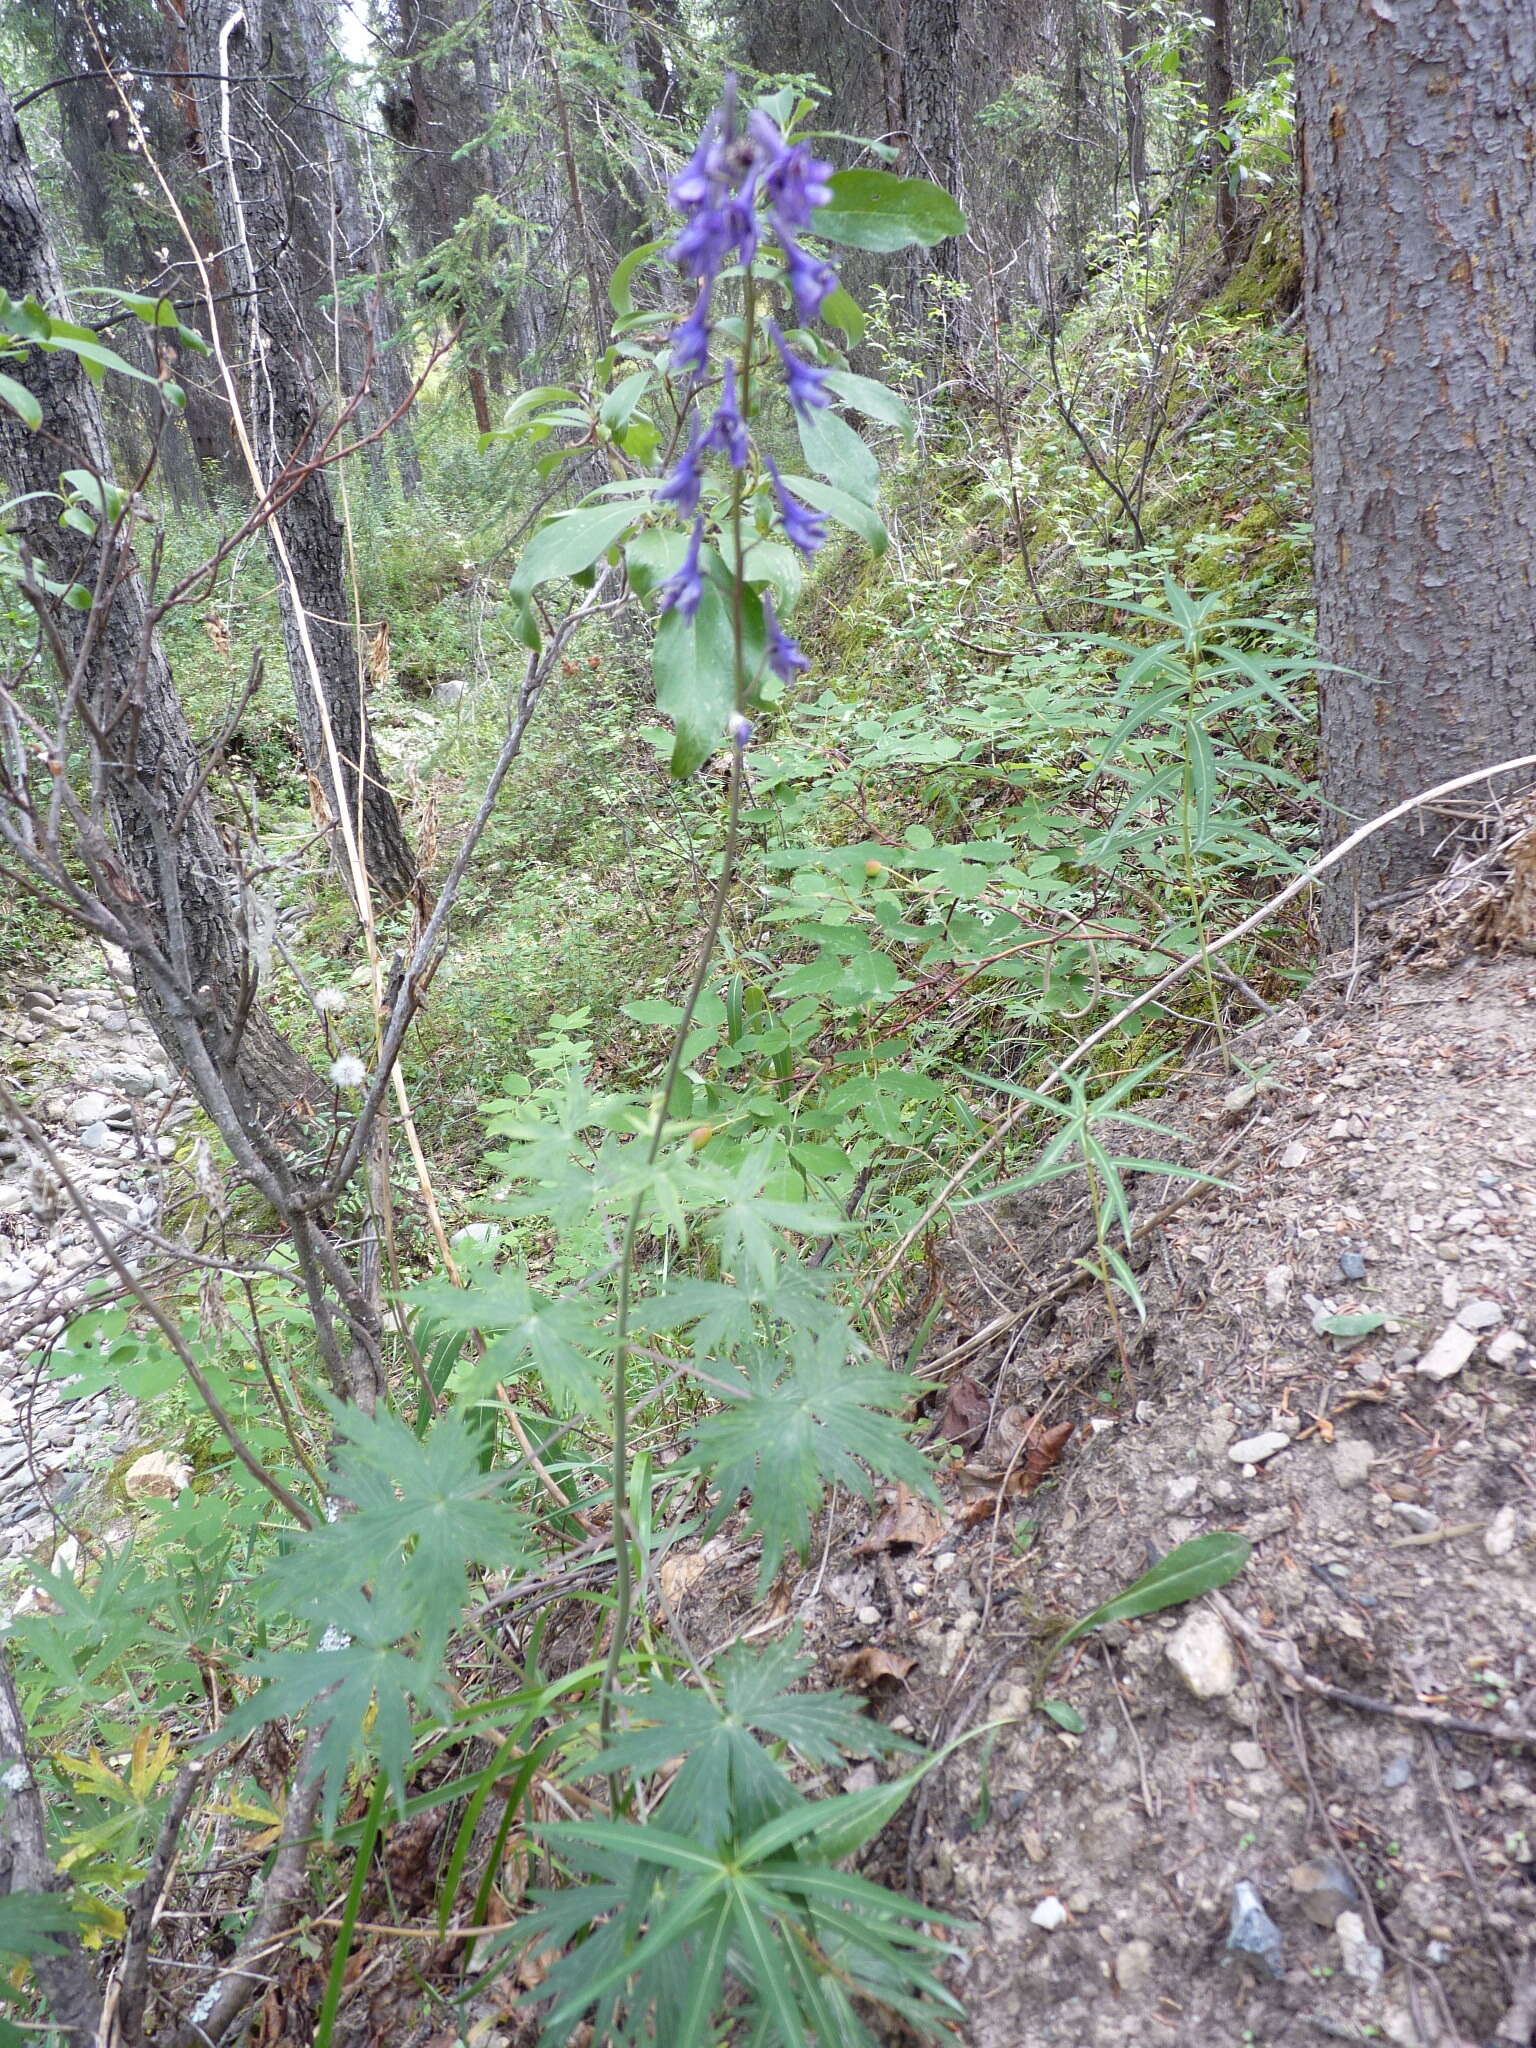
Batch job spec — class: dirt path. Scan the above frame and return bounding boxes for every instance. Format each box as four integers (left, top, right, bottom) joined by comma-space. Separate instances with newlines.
667, 937, 1536, 2046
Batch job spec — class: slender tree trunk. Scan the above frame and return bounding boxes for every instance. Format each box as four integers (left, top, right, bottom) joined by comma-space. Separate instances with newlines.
185, 0, 418, 906
1206, 0, 1238, 263
902, 0, 964, 325
289, 0, 423, 493
1293, 0, 1536, 943
0, 76, 317, 1132
1119, 1, 1148, 239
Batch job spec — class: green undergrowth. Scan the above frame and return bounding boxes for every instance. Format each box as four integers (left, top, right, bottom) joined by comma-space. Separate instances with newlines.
4, 192, 1314, 2044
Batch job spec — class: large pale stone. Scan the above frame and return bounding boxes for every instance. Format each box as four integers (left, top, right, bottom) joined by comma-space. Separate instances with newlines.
1165, 1609, 1237, 1700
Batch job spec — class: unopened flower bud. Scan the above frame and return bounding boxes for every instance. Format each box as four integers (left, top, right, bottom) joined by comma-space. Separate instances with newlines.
728, 712, 753, 748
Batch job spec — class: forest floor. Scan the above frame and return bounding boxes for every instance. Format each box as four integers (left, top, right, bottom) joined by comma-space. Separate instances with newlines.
653, 846, 1536, 2048
4, 837, 1536, 2048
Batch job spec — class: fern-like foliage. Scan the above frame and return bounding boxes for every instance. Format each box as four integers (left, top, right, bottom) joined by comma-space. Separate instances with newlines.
223, 1405, 533, 1828
596, 1634, 907, 1844
682, 1332, 935, 1587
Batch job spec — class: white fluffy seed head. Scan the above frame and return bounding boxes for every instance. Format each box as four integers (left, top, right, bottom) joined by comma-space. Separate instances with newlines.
329, 1054, 366, 1089
314, 986, 349, 1014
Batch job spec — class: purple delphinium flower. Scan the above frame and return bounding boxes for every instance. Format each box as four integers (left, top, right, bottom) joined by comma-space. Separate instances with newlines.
654, 419, 705, 517
763, 594, 810, 681
767, 319, 830, 417
704, 360, 750, 470
777, 231, 839, 325
657, 515, 707, 620
670, 287, 713, 380
763, 140, 835, 234
765, 455, 827, 559
669, 113, 730, 227
728, 711, 754, 748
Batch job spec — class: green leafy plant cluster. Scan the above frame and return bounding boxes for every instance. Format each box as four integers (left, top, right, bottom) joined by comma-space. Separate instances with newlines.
1, 75, 1302, 2048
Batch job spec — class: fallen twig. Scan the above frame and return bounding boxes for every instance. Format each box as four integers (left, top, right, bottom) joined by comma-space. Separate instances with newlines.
1214, 1594, 1536, 1747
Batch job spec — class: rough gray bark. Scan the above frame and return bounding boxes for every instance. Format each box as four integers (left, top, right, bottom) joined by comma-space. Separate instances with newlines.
185, 0, 417, 906
287, 0, 423, 493
1206, 0, 1237, 263
1292, 0, 1536, 942
0, 74, 317, 1132
738, 0, 1050, 334
1120, 0, 1148, 236
902, 0, 964, 322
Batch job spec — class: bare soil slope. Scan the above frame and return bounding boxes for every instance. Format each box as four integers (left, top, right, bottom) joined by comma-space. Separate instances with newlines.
674, 933, 1536, 2047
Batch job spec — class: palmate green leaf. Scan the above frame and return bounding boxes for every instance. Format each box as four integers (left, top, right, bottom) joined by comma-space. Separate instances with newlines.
704, 1150, 845, 1287
413, 1271, 604, 1413
596, 1634, 892, 1844
223, 1584, 442, 1832
523, 1801, 967, 2048
0, 1890, 80, 1958
815, 169, 966, 251
631, 1259, 852, 1358
261, 1403, 532, 1627
683, 1344, 933, 1587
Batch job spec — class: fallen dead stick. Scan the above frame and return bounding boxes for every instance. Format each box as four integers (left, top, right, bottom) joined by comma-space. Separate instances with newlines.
1387, 1519, 1485, 1551
1212, 1593, 1536, 1748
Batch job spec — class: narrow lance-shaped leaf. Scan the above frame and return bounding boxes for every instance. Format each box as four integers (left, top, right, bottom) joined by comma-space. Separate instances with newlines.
1053, 1532, 1252, 1655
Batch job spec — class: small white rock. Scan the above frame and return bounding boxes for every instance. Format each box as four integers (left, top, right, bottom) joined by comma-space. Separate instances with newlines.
1485, 1505, 1519, 1559
1230, 1740, 1267, 1772
1331, 1439, 1375, 1492
1263, 1264, 1294, 1311
1114, 1938, 1153, 1992
856, 1605, 882, 1627
1456, 1298, 1504, 1331
1416, 1323, 1479, 1381
123, 1451, 193, 1501
1335, 1910, 1384, 1992
1279, 1140, 1309, 1168
1228, 1430, 1291, 1466
1030, 1895, 1068, 1931
1165, 1609, 1238, 1700
1487, 1329, 1527, 1366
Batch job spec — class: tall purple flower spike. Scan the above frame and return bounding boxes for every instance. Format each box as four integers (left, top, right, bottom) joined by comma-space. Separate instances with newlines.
655, 84, 846, 672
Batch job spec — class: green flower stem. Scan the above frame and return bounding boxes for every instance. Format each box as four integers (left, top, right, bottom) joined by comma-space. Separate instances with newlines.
600, 266, 757, 1791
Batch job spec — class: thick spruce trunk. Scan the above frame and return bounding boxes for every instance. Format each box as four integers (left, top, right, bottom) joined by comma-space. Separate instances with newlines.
1292, 0, 1536, 942
0, 77, 317, 1132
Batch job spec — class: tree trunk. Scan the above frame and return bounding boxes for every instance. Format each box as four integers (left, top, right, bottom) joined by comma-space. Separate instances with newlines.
1293, 0, 1536, 943
902, 0, 964, 325
0, 76, 317, 1134
287, 0, 423, 493
1206, 0, 1238, 264
1119, 2, 1148, 239
185, 0, 418, 907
